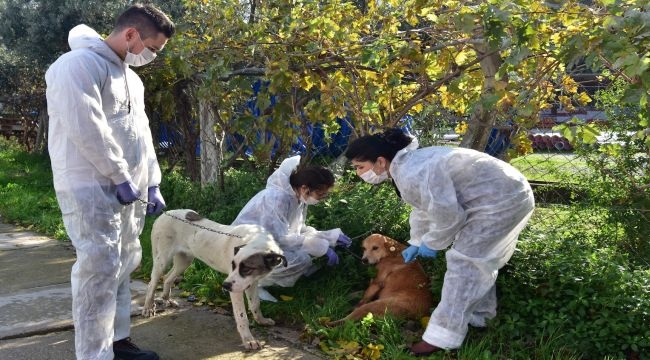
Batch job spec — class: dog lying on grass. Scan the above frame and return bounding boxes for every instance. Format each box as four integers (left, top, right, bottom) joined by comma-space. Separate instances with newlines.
142, 209, 287, 350
327, 233, 433, 326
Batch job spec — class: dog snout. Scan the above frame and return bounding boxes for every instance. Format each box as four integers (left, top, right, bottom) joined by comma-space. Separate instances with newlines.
222, 281, 233, 292
361, 257, 369, 264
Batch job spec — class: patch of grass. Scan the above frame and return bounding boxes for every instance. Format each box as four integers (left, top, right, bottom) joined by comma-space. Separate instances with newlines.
0, 139, 66, 238
1, 141, 648, 359
511, 153, 591, 183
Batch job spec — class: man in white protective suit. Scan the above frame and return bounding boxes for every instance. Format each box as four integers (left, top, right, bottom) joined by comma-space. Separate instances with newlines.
45, 4, 174, 360
344, 128, 535, 356
231, 155, 352, 302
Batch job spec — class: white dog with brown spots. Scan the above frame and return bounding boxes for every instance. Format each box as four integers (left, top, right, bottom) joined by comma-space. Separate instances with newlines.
142, 209, 286, 350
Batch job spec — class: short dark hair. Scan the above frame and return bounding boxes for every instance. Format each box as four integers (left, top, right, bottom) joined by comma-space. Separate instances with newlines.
114, 3, 175, 39
289, 165, 335, 192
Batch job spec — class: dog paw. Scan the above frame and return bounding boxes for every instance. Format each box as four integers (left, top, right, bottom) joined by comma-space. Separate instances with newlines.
255, 317, 275, 326
165, 298, 180, 308
243, 339, 263, 350
141, 307, 155, 318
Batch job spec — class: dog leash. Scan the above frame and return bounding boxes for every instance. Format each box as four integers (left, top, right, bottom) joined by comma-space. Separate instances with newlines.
163, 212, 244, 238
337, 233, 367, 260
137, 198, 154, 206
340, 245, 362, 260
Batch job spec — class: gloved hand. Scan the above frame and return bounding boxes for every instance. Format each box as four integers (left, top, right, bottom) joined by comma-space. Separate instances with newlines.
402, 245, 419, 263
146, 186, 166, 215
116, 180, 141, 205
336, 233, 352, 248
418, 244, 438, 258
325, 247, 339, 266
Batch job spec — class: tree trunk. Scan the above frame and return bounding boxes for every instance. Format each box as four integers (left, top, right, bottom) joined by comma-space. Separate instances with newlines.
459, 45, 503, 151
34, 109, 48, 154
199, 99, 222, 187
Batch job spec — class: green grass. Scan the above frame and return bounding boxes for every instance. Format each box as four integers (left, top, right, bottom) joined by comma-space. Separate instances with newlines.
511, 153, 591, 183
1, 139, 648, 360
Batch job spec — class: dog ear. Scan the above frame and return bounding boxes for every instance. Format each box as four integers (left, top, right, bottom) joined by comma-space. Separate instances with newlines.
264, 253, 287, 268
185, 210, 203, 221
234, 245, 244, 255
385, 239, 401, 253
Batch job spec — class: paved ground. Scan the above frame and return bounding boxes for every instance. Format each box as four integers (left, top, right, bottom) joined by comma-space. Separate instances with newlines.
0, 221, 324, 359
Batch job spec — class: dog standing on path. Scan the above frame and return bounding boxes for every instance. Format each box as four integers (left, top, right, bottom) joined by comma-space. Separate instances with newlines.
327, 234, 433, 326
142, 209, 287, 350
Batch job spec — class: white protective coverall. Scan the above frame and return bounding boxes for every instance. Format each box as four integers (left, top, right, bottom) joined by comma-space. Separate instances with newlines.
232, 155, 343, 287
45, 25, 161, 360
391, 139, 535, 350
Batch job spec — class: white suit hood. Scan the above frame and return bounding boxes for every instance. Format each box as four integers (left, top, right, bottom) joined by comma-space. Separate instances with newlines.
68, 24, 123, 66
266, 156, 301, 197
231, 155, 343, 287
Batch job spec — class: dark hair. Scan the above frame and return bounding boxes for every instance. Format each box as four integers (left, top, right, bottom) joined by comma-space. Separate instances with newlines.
344, 128, 413, 162
289, 165, 335, 192
114, 4, 175, 39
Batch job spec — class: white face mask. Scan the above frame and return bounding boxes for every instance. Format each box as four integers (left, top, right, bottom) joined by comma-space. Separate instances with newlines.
360, 168, 389, 184
125, 32, 156, 67
300, 196, 320, 205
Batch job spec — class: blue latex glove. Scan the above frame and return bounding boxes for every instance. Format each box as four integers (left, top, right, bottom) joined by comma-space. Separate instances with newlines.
336, 233, 352, 248
418, 244, 438, 258
325, 248, 339, 266
402, 245, 419, 263
146, 186, 166, 215
116, 180, 141, 205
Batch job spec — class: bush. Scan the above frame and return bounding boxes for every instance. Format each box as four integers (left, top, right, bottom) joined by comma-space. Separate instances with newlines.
497, 207, 650, 359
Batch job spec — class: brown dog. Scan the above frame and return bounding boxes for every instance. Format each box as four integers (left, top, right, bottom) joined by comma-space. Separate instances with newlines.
328, 234, 433, 326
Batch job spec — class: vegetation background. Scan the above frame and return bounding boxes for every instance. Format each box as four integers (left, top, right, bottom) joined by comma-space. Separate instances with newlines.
1, 0, 649, 359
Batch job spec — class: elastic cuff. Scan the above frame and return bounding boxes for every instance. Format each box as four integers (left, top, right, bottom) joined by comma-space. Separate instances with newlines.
407, 239, 422, 247
422, 321, 465, 350
111, 172, 130, 186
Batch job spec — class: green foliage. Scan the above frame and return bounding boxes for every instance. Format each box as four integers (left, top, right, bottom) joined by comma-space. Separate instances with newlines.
309, 169, 412, 241
0, 138, 65, 238
1, 141, 649, 359
497, 207, 650, 359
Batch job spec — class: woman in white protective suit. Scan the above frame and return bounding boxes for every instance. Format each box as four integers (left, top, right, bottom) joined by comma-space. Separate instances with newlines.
231, 155, 352, 302
45, 4, 174, 360
344, 128, 535, 356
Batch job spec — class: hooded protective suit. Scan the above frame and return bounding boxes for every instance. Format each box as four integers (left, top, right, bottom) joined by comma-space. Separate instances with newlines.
231, 155, 343, 287
45, 25, 161, 360
391, 139, 534, 350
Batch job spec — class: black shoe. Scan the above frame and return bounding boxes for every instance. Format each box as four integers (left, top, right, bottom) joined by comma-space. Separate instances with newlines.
113, 337, 160, 360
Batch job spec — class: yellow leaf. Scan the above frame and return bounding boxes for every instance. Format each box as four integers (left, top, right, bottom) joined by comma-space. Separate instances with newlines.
361, 343, 384, 360
575, 92, 592, 106
561, 75, 579, 94
559, 95, 576, 112
279, 295, 294, 301
455, 121, 468, 135
420, 316, 430, 329
455, 50, 469, 65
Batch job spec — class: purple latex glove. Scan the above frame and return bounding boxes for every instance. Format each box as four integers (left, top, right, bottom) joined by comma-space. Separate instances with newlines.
402, 245, 419, 263
325, 248, 339, 266
116, 180, 141, 205
336, 233, 352, 248
146, 186, 166, 215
